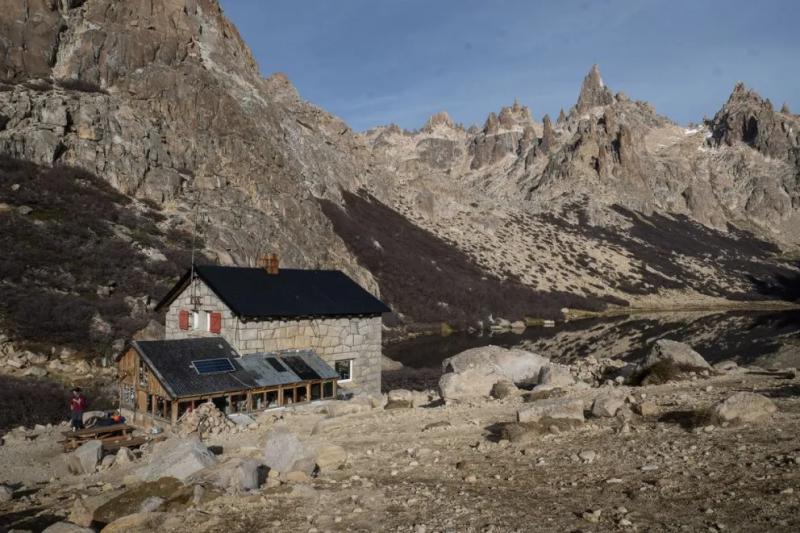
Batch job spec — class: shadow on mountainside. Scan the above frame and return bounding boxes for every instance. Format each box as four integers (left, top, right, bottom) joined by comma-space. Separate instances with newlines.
319, 190, 620, 327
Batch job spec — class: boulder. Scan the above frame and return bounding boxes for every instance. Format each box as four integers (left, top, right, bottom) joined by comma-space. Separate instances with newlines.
442, 346, 549, 385
325, 401, 371, 417
439, 366, 504, 403
710, 392, 777, 425
537, 364, 575, 388
634, 401, 659, 417
311, 443, 347, 471
640, 340, 710, 372
88, 477, 203, 527
284, 470, 311, 483
387, 389, 413, 404
138, 496, 165, 513
381, 355, 403, 372
115, 447, 135, 466
385, 389, 414, 409
227, 413, 256, 427
262, 424, 313, 475
713, 360, 739, 373
41, 522, 95, 533
69, 489, 126, 527
517, 398, 585, 424
100, 512, 168, 533
189, 457, 262, 492
591, 396, 624, 418
100, 454, 116, 469
0, 484, 13, 502
66, 440, 103, 475
135, 437, 217, 481
491, 380, 519, 399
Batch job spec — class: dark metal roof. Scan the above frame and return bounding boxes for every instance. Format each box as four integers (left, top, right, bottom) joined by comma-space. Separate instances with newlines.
131, 338, 339, 399
155, 265, 390, 319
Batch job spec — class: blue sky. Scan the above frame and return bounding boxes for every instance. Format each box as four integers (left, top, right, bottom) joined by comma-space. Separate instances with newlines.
220, 0, 800, 131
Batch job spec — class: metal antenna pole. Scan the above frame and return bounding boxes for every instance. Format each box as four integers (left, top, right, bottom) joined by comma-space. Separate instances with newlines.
189, 191, 201, 306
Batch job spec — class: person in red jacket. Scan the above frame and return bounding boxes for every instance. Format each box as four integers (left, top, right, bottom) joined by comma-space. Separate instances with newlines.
69, 387, 87, 431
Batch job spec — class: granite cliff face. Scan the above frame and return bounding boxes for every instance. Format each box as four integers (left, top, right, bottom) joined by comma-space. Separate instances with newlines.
0, 1, 799, 353
0, 0, 375, 288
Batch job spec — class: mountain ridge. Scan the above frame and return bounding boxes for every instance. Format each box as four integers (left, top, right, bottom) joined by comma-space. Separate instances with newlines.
0, 0, 798, 357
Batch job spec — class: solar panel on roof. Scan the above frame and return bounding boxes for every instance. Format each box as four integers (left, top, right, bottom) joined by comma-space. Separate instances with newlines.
265, 357, 287, 372
192, 358, 235, 374
281, 355, 321, 381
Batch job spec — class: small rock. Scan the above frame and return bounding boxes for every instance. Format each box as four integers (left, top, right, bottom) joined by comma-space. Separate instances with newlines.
634, 401, 658, 417
491, 380, 518, 399
591, 396, 624, 418
578, 450, 597, 463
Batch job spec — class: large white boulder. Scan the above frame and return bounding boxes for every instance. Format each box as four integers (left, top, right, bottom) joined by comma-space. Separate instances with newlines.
640, 339, 710, 372
537, 364, 575, 388
190, 457, 262, 492
136, 437, 217, 481
262, 424, 313, 475
442, 345, 549, 385
517, 398, 585, 424
710, 392, 777, 425
439, 366, 504, 403
66, 440, 103, 475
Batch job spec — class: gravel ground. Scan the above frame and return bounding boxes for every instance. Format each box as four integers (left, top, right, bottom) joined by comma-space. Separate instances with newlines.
1, 370, 799, 532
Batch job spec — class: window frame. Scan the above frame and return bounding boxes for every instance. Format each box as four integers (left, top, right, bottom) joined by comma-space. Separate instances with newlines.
335, 359, 354, 383
190, 310, 200, 330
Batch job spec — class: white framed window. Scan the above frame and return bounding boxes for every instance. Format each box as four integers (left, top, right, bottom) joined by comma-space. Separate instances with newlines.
191, 311, 200, 330
335, 359, 353, 382
205, 311, 212, 332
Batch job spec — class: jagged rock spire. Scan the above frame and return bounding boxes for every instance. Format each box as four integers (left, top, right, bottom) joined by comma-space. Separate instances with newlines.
540, 114, 556, 153
781, 102, 791, 114
557, 108, 566, 125
422, 111, 455, 132
575, 64, 614, 113
483, 112, 499, 135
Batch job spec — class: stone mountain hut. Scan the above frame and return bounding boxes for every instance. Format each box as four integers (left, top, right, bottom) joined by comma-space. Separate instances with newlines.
116, 259, 389, 426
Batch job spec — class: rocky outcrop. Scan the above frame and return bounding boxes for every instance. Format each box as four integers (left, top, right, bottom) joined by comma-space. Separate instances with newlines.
710, 82, 800, 169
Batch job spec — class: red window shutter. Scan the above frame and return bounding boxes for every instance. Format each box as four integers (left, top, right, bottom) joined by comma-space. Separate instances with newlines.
178, 310, 189, 330
210, 312, 222, 334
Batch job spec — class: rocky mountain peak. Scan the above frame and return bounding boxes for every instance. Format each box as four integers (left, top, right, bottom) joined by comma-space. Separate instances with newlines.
422, 111, 456, 132
575, 64, 615, 113
710, 82, 800, 165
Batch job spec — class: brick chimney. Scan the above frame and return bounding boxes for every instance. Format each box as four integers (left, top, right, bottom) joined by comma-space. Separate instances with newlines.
261, 253, 279, 275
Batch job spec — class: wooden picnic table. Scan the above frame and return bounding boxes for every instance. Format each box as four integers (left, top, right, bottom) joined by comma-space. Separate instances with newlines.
59, 423, 135, 452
